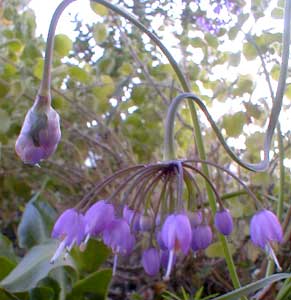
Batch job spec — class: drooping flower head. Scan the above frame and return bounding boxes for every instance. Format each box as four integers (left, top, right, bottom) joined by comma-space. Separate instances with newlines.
250, 209, 283, 269
191, 224, 213, 251
161, 213, 192, 280
51, 208, 85, 263
142, 248, 161, 276
15, 95, 61, 165
84, 200, 115, 241
214, 209, 233, 236
103, 218, 135, 275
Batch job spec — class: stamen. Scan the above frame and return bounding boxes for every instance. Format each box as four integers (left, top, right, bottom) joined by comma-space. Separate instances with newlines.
163, 249, 174, 281
79, 234, 90, 252
64, 238, 76, 260
266, 243, 282, 271
112, 254, 118, 276
50, 239, 67, 264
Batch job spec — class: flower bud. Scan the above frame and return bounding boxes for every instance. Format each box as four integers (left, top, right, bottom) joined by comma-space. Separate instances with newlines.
214, 209, 233, 236
191, 225, 212, 251
142, 248, 160, 276
15, 95, 61, 165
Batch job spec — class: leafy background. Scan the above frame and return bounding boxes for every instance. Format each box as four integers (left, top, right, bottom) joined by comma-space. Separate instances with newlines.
0, 0, 291, 299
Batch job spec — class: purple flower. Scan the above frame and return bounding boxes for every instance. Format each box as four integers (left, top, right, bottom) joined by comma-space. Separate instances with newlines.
161, 213, 192, 280
15, 96, 61, 165
123, 205, 141, 231
191, 225, 213, 251
214, 209, 233, 236
156, 231, 167, 251
103, 218, 135, 275
51, 208, 85, 263
250, 209, 283, 270
142, 248, 160, 276
84, 200, 115, 240
250, 209, 283, 249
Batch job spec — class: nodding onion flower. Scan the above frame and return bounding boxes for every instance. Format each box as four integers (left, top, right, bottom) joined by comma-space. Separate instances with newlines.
50, 159, 278, 279
51, 209, 85, 264
214, 209, 233, 236
15, 94, 61, 165
250, 209, 283, 270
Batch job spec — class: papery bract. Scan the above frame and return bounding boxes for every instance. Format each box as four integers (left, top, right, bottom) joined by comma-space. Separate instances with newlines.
15, 96, 61, 165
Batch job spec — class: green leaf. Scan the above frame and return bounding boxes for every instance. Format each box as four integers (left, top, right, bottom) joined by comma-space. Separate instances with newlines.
0, 241, 76, 293
0, 80, 9, 98
131, 86, 146, 105
93, 23, 107, 44
54, 34, 72, 57
271, 65, 280, 81
90, 2, 108, 16
205, 33, 218, 48
206, 242, 235, 258
0, 288, 16, 300
0, 234, 17, 262
191, 37, 205, 48
228, 52, 241, 67
212, 273, 291, 300
243, 42, 257, 60
0, 257, 16, 281
7, 40, 24, 53
228, 27, 239, 40
71, 239, 110, 273
33, 58, 44, 80
17, 199, 49, 249
69, 66, 90, 83
0, 109, 10, 133
271, 8, 283, 19
68, 269, 112, 300
285, 84, 291, 100
29, 287, 54, 300
222, 112, 245, 137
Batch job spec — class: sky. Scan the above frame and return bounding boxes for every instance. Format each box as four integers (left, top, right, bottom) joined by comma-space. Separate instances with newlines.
29, 0, 97, 38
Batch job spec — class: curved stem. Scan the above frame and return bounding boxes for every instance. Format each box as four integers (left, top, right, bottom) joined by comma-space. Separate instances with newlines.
39, 0, 77, 97
183, 160, 260, 207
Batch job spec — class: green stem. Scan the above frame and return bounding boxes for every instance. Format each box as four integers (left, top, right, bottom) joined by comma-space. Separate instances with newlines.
266, 125, 285, 277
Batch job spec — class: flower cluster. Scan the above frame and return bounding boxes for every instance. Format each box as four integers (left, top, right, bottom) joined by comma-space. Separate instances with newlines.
51, 203, 232, 278
194, 0, 242, 34
50, 161, 284, 278
50, 161, 234, 279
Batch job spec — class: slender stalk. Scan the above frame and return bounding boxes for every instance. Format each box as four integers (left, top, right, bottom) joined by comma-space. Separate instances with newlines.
39, 0, 77, 97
